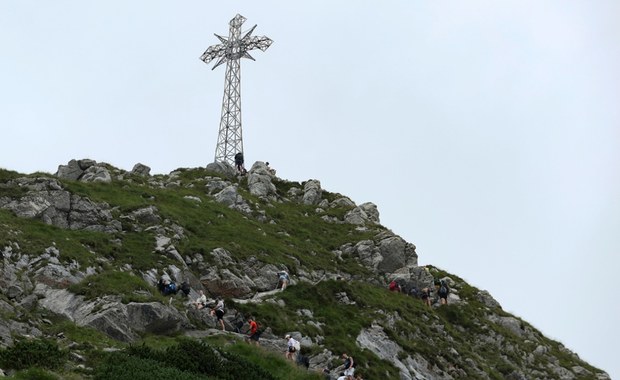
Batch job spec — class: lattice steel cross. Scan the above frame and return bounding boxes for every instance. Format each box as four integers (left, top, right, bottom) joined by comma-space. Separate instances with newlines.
200, 14, 272, 166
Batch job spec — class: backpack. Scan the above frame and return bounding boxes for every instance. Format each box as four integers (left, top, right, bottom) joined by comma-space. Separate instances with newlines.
293, 339, 301, 351
439, 280, 449, 294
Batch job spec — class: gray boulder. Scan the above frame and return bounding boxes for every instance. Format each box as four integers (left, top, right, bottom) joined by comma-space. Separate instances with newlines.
344, 202, 380, 225
80, 165, 112, 183
206, 162, 236, 178
37, 287, 188, 342
131, 163, 151, 176
302, 180, 322, 205
247, 162, 277, 199
55, 159, 84, 180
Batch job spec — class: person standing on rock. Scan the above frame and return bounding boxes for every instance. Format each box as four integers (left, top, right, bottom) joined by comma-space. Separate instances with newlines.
210, 297, 226, 331
234, 152, 246, 174
421, 287, 432, 307
438, 279, 450, 305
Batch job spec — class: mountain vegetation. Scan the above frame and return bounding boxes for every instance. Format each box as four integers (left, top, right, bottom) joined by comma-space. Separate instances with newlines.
0, 159, 610, 380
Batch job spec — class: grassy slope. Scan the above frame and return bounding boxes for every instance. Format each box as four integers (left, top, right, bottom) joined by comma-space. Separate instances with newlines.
0, 168, 604, 379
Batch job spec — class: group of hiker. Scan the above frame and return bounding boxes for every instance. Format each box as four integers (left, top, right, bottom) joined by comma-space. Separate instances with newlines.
161, 268, 462, 378
388, 276, 451, 306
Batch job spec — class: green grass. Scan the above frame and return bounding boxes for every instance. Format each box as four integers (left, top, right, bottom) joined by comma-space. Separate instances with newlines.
68, 270, 159, 303
0, 166, 608, 379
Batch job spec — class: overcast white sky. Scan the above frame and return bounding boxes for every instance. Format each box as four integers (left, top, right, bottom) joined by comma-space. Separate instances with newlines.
1, 1, 618, 378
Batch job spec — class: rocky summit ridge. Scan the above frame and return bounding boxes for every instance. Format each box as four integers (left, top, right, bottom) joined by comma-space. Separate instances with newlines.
0, 159, 610, 380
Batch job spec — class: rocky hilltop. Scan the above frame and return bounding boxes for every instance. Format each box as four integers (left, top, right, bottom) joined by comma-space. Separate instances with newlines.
0, 159, 610, 379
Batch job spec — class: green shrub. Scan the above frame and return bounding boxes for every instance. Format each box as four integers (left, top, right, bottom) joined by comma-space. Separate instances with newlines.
0, 339, 67, 371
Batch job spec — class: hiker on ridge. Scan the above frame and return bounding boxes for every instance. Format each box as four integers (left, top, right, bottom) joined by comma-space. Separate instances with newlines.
234, 152, 246, 174
438, 279, 450, 305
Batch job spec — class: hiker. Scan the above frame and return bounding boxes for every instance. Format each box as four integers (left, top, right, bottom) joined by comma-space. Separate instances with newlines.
342, 353, 355, 377
179, 281, 191, 297
438, 279, 450, 305
407, 284, 420, 298
232, 312, 245, 333
245, 316, 261, 345
284, 334, 299, 361
276, 270, 290, 291
421, 287, 432, 307
192, 290, 207, 310
210, 297, 226, 331
296, 353, 310, 369
388, 279, 401, 292
160, 280, 177, 296
321, 368, 333, 380
265, 161, 276, 175
234, 152, 246, 174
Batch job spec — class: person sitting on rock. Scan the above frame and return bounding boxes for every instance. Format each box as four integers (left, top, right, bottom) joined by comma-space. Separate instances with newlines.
342, 353, 355, 377
192, 290, 207, 310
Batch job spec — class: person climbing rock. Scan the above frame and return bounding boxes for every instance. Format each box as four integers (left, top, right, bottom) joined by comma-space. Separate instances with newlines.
276, 270, 290, 291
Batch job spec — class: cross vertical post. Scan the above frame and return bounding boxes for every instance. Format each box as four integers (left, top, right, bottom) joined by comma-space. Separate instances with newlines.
200, 14, 272, 166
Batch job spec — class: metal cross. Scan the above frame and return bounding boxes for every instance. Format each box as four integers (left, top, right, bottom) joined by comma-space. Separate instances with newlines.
201, 14, 273, 166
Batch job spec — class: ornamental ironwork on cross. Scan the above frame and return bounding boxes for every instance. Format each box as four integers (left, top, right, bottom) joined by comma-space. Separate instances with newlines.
200, 14, 272, 167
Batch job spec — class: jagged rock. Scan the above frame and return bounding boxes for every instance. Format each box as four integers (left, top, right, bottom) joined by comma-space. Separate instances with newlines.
488, 315, 524, 337
55, 159, 84, 180
343, 207, 367, 225
210, 248, 234, 266
247, 162, 277, 199
37, 287, 188, 342
131, 206, 161, 225
214, 185, 241, 207
359, 202, 380, 223
0, 181, 120, 232
205, 179, 230, 195
205, 161, 236, 178
302, 180, 322, 205
330, 197, 355, 208
0, 320, 42, 347
6, 285, 23, 299
80, 165, 112, 183
351, 240, 383, 268
200, 268, 253, 298
19, 294, 38, 311
344, 202, 380, 225
377, 235, 418, 273
477, 290, 501, 309
131, 163, 151, 176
